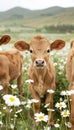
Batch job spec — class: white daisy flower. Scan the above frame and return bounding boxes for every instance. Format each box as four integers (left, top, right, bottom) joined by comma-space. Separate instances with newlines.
26, 104, 31, 108
60, 90, 73, 96
34, 112, 48, 122
0, 112, 2, 114
0, 121, 3, 125
21, 101, 26, 105
70, 90, 74, 95
3, 94, 20, 106
11, 84, 17, 89
3, 106, 7, 110
54, 123, 60, 128
0, 85, 3, 90
10, 124, 14, 129
47, 108, 55, 112
65, 122, 72, 128
61, 110, 70, 117
27, 99, 33, 104
31, 99, 39, 103
55, 102, 67, 110
66, 90, 72, 96
14, 114, 17, 118
47, 89, 55, 94
25, 79, 34, 84
44, 103, 50, 108
60, 91, 66, 96
44, 126, 51, 130
54, 62, 57, 66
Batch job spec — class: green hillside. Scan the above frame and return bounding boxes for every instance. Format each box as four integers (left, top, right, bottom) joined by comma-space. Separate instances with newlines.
0, 6, 74, 28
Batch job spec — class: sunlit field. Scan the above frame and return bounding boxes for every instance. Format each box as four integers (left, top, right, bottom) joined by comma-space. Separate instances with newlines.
0, 24, 74, 130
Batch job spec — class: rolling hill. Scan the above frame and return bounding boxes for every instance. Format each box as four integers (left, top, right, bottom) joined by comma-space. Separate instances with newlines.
0, 6, 74, 27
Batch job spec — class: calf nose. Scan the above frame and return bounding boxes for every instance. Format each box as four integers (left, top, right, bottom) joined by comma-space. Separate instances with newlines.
35, 59, 45, 66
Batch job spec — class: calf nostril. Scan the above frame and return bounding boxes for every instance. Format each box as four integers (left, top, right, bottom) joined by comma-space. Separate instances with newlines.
42, 60, 44, 64
36, 60, 38, 64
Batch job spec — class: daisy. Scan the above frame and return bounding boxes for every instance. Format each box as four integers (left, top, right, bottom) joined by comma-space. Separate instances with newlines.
61, 110, 70, 117
47, 108, 55, 112
44, 103, 50, 108
70, 90, 74, 95
55, 102, 67, 110
60, 91, 66, 96
65, 122, 72, 128
47, 89, 55, 94
25, 79, 34, 84
31, 99, 39, 103
54, 123, 60, 128
11, 84, 17, 89
60, 90, 72, 96
10, 124, 14, 129
0, 85, 3, 90
0, 121, 3, 125
3, 94, 20, 106
34, 112, 48, 122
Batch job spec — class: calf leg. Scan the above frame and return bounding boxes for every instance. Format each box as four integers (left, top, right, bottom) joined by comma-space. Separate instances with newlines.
70, 95, 74, 130
30, 85, 41, 113
1, 74, 10, 94
45, 93, 54, 126
68, 83, 74, 130
17, 73, 23, 98
69, 88, 74, 130
3, 82, 9, 94
45, 83, 55, 126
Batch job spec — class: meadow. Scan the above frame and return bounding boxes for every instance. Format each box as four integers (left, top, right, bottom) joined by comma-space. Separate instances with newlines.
0, 24, 74, 130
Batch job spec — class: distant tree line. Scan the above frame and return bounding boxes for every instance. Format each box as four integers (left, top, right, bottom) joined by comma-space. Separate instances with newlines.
36, 25, 74, 33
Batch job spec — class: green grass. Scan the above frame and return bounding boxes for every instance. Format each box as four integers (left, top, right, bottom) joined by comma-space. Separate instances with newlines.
0, 24, 73, 129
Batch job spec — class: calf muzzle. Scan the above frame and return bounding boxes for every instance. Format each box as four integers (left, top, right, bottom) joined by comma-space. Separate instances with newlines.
34, 59, 46, 68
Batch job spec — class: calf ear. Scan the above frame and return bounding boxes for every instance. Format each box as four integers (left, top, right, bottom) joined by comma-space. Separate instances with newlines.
70, 41, 74, 48
0, 35, 11, 45
14, 41, 30, 51
50, 40, 65, 50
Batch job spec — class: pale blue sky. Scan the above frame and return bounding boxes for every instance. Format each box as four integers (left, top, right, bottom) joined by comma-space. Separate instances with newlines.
0, 0, 74, 11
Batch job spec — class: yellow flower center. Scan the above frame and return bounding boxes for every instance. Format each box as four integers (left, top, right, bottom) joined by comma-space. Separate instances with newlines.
59, 104, 63, 107
9, 97, 15, 102
64, 111, 67, 115
39, 115, 44, 120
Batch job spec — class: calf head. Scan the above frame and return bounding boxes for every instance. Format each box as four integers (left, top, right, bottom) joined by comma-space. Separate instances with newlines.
0, 35, 11, 45
14, 35, 65, 69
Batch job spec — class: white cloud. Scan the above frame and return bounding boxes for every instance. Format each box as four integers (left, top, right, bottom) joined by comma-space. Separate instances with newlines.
0, 0, 74, 11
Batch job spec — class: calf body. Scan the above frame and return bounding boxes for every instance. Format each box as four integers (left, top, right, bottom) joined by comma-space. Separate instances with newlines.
0, 51, 23, 95
0, 35, 23, 97
66, 41, 74, 130
14, 35, 65, 125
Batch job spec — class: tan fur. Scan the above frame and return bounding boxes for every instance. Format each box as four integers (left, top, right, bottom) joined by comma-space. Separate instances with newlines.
0, 49, 23, 97
66, 40, 74, 130
14, 35, 65, 125
0, 35, 23, 97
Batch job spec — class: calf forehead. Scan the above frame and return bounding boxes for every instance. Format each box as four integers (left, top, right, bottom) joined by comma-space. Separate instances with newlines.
30, 36, 50, 50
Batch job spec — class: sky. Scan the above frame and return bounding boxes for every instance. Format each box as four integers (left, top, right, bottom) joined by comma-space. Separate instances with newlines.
0, 0, 74, 11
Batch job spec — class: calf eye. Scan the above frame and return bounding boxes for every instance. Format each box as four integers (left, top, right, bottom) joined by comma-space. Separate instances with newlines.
29, 49, 33, 53
47, 49, 50, 53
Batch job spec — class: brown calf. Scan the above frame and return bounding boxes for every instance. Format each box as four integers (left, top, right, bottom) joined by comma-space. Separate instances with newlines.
14, 35, 65, 125
66, 41, 74, 130
0, 36, 24, 97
